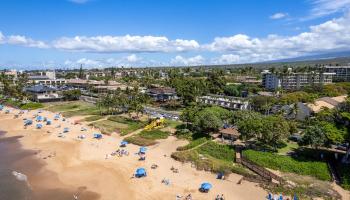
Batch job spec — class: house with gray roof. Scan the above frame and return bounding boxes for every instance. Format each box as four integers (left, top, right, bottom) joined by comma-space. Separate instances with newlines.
25, 85, 63, 102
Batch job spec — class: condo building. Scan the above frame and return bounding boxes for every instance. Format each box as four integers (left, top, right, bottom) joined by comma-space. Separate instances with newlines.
261, 69, 334, 91
197, 95, 250, 110
323, 66, 350, 82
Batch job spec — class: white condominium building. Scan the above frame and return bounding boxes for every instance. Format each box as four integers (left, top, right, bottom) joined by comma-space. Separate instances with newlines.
262, 69, 334, 91
324, 66, 350, 82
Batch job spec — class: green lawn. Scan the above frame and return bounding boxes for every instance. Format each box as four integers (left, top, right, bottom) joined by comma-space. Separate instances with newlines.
164, 119, 182, 128
90, 120, 128, 135
197, 141, 235, 162
124, 129, 170, 146
278, 142, 299, 155
243, 150, 332, 181
176, 137, 208, 151
3, 99, 44, 110
45, 101, 100, 117
108, 116, 147, 135
20, 102, 44, 110
84, 115, 104, 122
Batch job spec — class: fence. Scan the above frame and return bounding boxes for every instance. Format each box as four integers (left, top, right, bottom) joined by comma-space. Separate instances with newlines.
239, 155, 283, 184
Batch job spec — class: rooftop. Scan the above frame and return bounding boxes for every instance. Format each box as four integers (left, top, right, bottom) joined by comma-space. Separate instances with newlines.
219, 127, 240, 136
25, 85, 58, 93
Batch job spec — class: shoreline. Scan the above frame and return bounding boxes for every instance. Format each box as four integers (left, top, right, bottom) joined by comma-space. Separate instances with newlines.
0, 131, 101, 200
0, 106, 268, 200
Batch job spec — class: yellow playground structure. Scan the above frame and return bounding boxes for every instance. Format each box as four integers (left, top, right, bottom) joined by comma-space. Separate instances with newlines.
144, 117, 165, 130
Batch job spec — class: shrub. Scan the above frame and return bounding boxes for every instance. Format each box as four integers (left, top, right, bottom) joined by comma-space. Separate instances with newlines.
338, 164, 350, 190
197, 141, 235, 162
176, 137, 208, 151
243, 150, 331, 181
20, 102, 44, 110
174, 128, 193, 140
171, 150, 250, 176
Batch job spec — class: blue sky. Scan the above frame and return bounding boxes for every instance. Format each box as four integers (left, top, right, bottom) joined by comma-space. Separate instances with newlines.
0, 0, 350, 69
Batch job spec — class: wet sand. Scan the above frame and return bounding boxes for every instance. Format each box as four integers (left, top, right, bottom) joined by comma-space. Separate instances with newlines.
0, 131, 100, 200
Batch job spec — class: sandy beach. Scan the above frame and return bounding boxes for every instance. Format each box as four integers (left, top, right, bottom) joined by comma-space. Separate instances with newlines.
0, 106, 270, 200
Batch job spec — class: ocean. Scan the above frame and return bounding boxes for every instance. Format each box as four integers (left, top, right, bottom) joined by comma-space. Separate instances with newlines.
0, 131, 33, 200
0, 131, 100, 200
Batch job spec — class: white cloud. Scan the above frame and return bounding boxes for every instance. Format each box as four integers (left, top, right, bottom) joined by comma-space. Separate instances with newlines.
212, 54, 241, 64
0, 32, 48, 48
76, 58, 101, 66
270, 12, 288, 19
126, 54, 141, 62
206, 14, 350, 62
63, 54, 149, 68
170, 55, 205, 66
7, 35, 48, 48
0, 32, 4, 43
308, 0, 350, 19
2, 12, 350, 66
52, 35, 199, 53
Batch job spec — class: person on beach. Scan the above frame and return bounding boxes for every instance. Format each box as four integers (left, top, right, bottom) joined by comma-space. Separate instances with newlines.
185, 194, 192, 200
220, 194, 225, 200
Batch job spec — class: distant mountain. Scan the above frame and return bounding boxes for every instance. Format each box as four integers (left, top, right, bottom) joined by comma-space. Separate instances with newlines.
268, 51, 350, 63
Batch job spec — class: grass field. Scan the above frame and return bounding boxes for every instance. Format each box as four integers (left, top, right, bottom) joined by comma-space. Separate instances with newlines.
84, 115, 104, 122
45, 101, 100, 117
164, 119, 182, 128
124, 129, 170, 146
176, 137, 208, 151
108, 116, 147, 135
3, 99, 44, 110
243, 150, 331, 181
278, 142, 299, 155
90, 120, 129, 135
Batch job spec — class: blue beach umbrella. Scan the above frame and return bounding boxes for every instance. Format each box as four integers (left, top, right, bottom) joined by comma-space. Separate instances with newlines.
24, 119, 33, 125
63, 127, 69, 133
267, 193, 273, 200
46, 120, 52, 125
54, 114, 60, 120
36, 124, 43, 129
93, 133, 102, 139
36, 116, 43, 121
0, 105, 4, 110
135, 168, 147, 177
200, 182, 212, 191
120, 141, 128, 146
139, 146, 147, 153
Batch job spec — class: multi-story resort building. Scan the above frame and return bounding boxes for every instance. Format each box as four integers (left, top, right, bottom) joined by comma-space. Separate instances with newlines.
261, 69, 335, 91
323, 66, 350, 82
197, 95, 250, 110
147, 87, 178, 102
28, 71, 67, 86
24, 85, 63, 102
